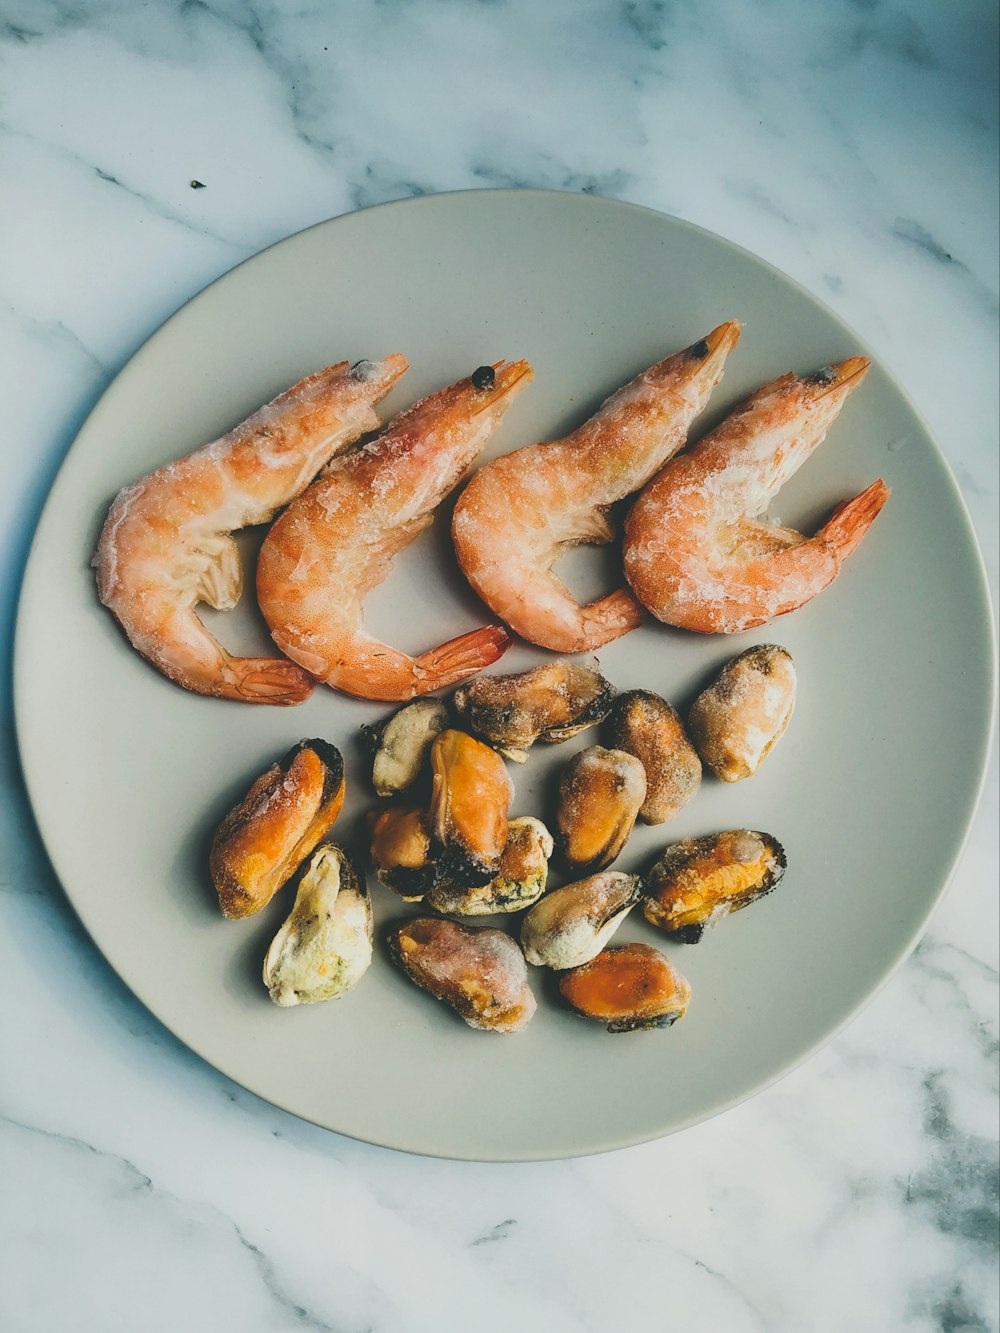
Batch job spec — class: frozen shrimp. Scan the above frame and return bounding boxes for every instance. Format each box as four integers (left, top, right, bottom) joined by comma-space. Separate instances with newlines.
95, 356, 408, 703
451, 322, 740, 653
623, 358, 889, 633
256, 362, 532, 702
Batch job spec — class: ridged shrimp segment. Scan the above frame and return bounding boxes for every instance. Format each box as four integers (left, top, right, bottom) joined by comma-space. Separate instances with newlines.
451, 322, 740, 653
256, 363, 532, 702
623, 358, 889, 633
95, 356, 409, 703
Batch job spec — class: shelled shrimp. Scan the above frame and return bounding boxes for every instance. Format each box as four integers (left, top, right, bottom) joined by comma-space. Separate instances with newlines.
257, 362, 532, 702
95, 356, 408, 703
623, 358, 889, 633
451, 322, 740, 653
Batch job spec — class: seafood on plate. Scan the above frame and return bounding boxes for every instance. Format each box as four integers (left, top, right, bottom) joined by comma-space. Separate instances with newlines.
451, 322, 740, 652
607, 689, 702, 824
263, 844, 373, 1007
427, 816, 554, 916
643, 829, 786, 942
555, 745, 646, 874
210, 739, 345, 919
558, 943, 691, 1033
520, 871, 640, 970
388, 917, 537, 1032
369, 805, 436, 901
453, 661, 615, 761
623, 358, 889, 633
688, 645, 796, 782
366, 699, 450, 797
257, 363, 532, 702
95, 356, 408, 703
429, 729, 513, 886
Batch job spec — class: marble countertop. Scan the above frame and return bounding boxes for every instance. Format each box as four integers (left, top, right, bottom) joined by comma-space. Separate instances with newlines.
2, 2, 997, 1330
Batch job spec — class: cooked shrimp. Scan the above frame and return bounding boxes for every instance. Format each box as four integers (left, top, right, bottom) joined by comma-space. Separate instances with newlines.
451, 322, 741, 653
95, 356, 408, 703
623, 358, 889, 633
257, 362, 532, 702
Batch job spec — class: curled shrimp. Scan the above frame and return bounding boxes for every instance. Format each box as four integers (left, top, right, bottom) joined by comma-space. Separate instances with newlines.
95, 356, 408, 703
256, 362, 532, 702
622, 357, 889, 633
451, 322, 741, 653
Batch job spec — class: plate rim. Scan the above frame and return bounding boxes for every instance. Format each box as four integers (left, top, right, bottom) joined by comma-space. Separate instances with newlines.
12, 188, 998, 1160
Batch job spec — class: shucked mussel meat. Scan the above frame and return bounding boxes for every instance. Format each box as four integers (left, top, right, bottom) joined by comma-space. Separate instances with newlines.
607, 689, 702, 824
688, 645, 796, 783
263, 844, 373, 1006
555, 745, 646, 874
369, 805, 436, 900
558, 943, 691, 1033
429, 729, 513, 885
453, 661, 614, 761
210, 738, 345, 920
366, 698, 449, 796
643, 829, 786, 942
428, 817, 553, 915
388, 916, 536, 1032
520, 871, 641, 969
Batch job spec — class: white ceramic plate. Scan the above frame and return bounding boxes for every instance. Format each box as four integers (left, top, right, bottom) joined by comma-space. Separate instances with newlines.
15, 190, 996, 1160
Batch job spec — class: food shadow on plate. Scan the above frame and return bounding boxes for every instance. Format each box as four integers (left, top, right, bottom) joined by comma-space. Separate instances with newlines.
172, 758, 268, 919
221, 897, 290, 1007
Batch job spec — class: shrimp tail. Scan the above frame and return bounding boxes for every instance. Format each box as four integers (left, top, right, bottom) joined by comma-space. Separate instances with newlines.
413, 625, 512, 695
817, 479, 890, 561
579, 588, 648, 646
220, 655, 315, 705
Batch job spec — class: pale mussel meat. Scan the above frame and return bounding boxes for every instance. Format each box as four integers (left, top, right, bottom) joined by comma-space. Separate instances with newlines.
366, 698, 449, 797
688, 645, 796, 783
263, 844, 373, 1006
520, 871, 640, 969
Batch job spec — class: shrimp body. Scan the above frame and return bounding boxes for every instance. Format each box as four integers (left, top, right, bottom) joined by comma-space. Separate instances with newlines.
95, 356, 409, 703
623, 358, 889, 633
451, 322, 741, 653
257, 363, 532, 702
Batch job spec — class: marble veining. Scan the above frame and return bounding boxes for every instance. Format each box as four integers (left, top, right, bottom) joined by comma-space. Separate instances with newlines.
1, 1, 997, 1330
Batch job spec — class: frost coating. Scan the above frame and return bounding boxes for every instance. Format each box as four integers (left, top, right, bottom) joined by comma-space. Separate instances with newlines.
263, 845, 373, 1006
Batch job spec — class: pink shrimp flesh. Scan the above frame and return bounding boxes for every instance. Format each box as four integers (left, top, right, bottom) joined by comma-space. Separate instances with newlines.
451, 322, 741, 653
94, 355, 408, 703
622, 357, 889, 633
256, 362, 533, 702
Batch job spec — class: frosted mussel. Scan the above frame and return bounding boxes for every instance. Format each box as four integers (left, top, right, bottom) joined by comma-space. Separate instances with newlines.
520, 871, 641, 970
453, 661, 615, 761
210, 738, 346, 920
555, 745, 646, 874
429, 729, 513, 885
366, 698, 449, 797
559, 943, 692, 1033
607, 689, 701, 824
643, 830, 787, 942
388, 917, 536, 1032
688, 645, 796, 782
427, 817, 554, 916
369, 805, 436, 901
263, 844, 373, 1006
